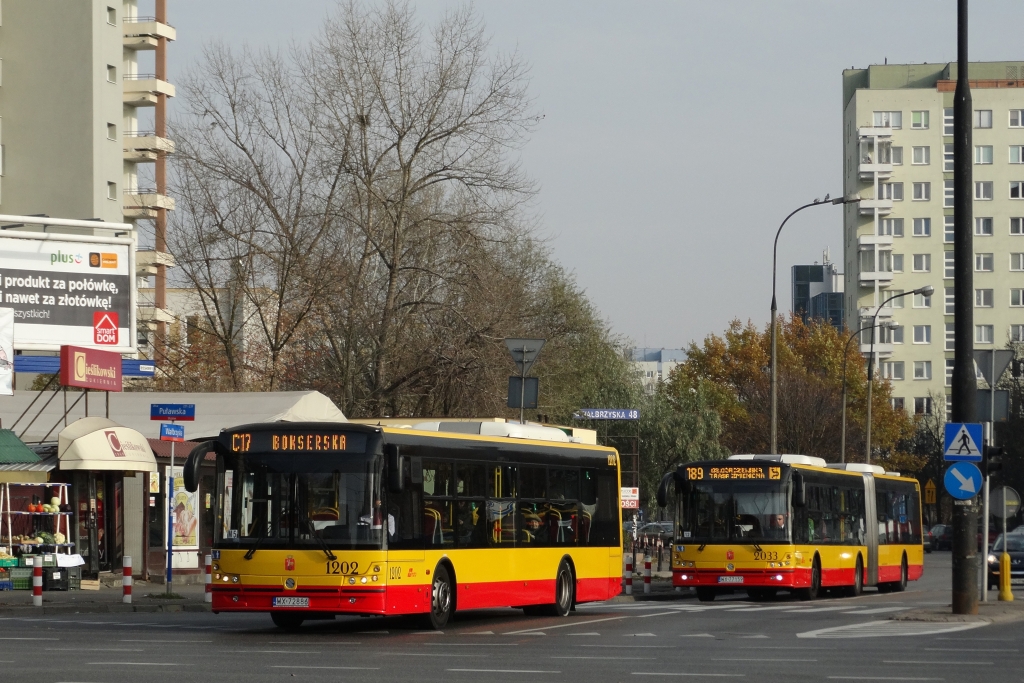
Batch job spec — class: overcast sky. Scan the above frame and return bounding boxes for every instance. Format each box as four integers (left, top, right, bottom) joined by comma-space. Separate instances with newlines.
162, 0, 1024, 349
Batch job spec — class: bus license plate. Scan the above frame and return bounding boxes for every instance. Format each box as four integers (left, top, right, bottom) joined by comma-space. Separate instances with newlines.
717, 575, 744, 584
272, 597, 309, 608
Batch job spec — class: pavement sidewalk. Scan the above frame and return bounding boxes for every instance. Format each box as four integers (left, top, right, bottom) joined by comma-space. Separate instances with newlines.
0, 581, 211, 615
892, 598, 1024, 625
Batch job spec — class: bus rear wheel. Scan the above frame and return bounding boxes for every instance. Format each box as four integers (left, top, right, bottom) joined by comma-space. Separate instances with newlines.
549, 560, 574, 617
696, 587, 716, 602
893, 556, 908, 592
846, 556, 863, 597
270, 612, 305, 630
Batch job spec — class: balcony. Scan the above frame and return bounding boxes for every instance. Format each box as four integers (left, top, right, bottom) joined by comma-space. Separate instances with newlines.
858, 197, 893, 216
123, 17, 176, 50
858, 233, 894, 248
858, 306, 894, 321
858, 159, 893, 180
137, 304, 176, 329
858, 269, 894, 286
124, 132, 175, 163
135, 249, 176, 276
858, 127, 894, 139
859, 342, 894, 357
124, 189, 175, 219
123, 74, 175, 107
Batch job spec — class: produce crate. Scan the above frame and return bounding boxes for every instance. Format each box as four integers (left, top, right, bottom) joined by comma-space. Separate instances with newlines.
44, 566, 81, 591
0, 557, 18, 567
0, 568, 8, 580
18, 554, 56, 567
10, 566, 32, 579
11, 575, 31, 590
0, 580, 12, 591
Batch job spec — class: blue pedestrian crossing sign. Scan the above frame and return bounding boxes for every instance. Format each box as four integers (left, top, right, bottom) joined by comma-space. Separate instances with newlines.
943, 422, 983, 462
944, 462, 983, 500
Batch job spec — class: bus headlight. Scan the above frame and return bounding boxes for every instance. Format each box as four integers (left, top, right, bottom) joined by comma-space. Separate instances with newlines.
988, 554, 998, 564
232, 575, 240, 584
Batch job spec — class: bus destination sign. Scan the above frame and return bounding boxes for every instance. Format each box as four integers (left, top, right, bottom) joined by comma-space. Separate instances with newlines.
684, 464, 782, 481
227, 430, 368, 454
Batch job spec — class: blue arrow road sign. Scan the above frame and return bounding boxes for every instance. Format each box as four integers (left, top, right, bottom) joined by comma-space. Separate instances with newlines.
160, 423, 185, 442
944, 462, 983, 500
943, 422, 983, 461
150, 404, 196, 421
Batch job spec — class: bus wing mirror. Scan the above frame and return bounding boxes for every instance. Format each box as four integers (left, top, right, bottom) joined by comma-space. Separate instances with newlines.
386, 444, 404, 493
792, 472, 806, 507
656, 472, 675, 508
183, 441, 216, 493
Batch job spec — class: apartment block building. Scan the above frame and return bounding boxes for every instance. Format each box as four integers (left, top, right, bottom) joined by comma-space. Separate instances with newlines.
0, 0, 176, 346
629, 348, 686, 394
843, 62, 1024, 417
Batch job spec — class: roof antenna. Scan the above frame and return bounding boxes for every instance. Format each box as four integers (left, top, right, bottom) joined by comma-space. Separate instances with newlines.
885, 57, 888, 65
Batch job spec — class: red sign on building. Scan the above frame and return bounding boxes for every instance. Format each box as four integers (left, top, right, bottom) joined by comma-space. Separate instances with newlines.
58, 345, 123, 391
93, 311, 119, 345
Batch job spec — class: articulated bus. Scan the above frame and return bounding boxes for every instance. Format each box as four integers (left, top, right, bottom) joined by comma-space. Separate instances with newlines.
656, 454, 923, 601
183, 421, 623, 629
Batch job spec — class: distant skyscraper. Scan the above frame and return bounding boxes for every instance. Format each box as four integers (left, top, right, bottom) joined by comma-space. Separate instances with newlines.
792, 251, 844, 330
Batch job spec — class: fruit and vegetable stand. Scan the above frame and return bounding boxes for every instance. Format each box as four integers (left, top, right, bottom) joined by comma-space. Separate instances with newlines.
0, 482, 82, 589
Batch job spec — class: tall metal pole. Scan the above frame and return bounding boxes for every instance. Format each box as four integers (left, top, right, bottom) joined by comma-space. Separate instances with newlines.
519, 346, 526, 424
842, 324, 877, 463
951, 0, 978, 616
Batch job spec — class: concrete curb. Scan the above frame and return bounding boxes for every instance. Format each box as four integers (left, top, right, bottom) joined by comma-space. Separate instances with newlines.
0, 600, 211, 615
890, 604, 1024, 625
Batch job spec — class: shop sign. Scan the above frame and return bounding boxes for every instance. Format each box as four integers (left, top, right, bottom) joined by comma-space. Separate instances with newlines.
58, 344, 122, 391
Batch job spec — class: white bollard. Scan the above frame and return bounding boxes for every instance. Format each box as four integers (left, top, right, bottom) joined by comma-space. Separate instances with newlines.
122, 556, 132, 604
204, 554, 212, 603
32, 556, 43, 607
644, 554, 652, 594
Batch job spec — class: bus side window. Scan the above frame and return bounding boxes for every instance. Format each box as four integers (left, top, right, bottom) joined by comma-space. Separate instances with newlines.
387, 451, 423, 550
585, 468, 618, 547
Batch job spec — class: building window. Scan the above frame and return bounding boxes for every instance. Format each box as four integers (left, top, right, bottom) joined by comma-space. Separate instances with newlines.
945, 251, 955, 278
913, 361, 932, 380
975, 181, 993, 200
975, 289, 993, 307
891, 146, 903, 165
881, 182, 904, 201
891, 253, 903, 272
913, 325, 931, 344
882, 361, 905, 381
945, 288, 955, 315
912, 218, 931, 237
912, 182, 931, 201
975, 145, 993, 164
974, 110, 993, 128
975, 217, 993, 236
1012, 325, 1024, 343
1012, 110, 1024, 128
891, 397, 906, 411
885, 289, 905, 308
106, 181, 116, 200
1012, 218, 1024, 235
976, 325, 994, 344
1011, 146, 1024, 164
106, 123, 116, 140
1012, 181, 1024, 199
106, 65, 116, 83
944, 180, 955, 208
892, 326, 904, 344
874, 111, 902, 129
912, 146, 931, 164
946, 358, 954, 386
1011, 289, 1024, 307
913, 291, 932, 308
944, 108, 955, 135
944, 216, 955, 243
943, 143, 955, 171
945, 322, 955, 350
915, 397, 933, 415
880, 218, 903, 237
975, 253, 994, 271
912, 253, 931, 272
106, 6, 116, 24
1011, 253, 1024, 271
911, 111, 930, 129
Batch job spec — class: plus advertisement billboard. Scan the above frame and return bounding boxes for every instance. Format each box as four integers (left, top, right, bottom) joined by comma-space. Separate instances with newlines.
0, 233, 135, 353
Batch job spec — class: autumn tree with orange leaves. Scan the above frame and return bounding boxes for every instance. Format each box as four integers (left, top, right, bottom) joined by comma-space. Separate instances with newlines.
666, 315, 923, 474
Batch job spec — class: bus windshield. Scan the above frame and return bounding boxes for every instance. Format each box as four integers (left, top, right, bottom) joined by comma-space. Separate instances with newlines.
216, 452, 384, 551
680, 480, 789, 543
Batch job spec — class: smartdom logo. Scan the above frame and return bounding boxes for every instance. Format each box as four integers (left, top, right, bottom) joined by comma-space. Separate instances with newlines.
105, 430, 126, 458
88, 252, 118, 268
93, 311, 118, 345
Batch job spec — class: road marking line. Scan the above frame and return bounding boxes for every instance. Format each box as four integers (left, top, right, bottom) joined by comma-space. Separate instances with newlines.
785, 606, 864, 613
47, 648, 144, 652
638, 611, 688, 619
87, 662, 184, 666
632, 673, 744, 678
0, 638, 60, 640
630, 633, 657, 636
466, 631, 494, 635
448, 669, 561, 674
841, 607, 909, 615
738, 635, 768, 639
581, 645, 671, 649
222, 650, 320, 654
567, 632, 601, 636
390, 653, 486, 658
883, 661, 992, 666
120, 640, 212, 643
503, 615, 627, 634
922, 648, 1016, 652
680, 633, 715, 638
726, 658, 818, 662
798, 621, 986, 639
271, 665, 379, 671
553, 656, 647, 660
827, 677, 944, 681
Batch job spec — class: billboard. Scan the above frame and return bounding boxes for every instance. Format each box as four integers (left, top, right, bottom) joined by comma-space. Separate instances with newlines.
0, 307, 12, 395
0, 232, 135, 353
58, 345, 123, 391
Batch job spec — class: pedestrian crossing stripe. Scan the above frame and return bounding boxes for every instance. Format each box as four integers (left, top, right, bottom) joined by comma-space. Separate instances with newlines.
943, 422, 982, 460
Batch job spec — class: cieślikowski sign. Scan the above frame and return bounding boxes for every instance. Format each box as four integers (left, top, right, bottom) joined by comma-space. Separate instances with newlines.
0, 233, 135, 352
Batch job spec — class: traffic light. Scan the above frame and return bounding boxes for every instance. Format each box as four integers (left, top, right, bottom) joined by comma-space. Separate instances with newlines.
982, 445, 1004, 478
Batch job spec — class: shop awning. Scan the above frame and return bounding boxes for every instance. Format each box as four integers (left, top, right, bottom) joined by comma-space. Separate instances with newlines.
0, 430, 47, 482
57, 418, 157, 473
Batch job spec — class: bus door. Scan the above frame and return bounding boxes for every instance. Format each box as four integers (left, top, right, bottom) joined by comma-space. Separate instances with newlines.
386, 454, 424, 612
863, 473, 879, 586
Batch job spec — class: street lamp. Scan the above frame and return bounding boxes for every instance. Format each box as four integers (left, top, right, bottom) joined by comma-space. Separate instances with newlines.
770, 193, 861, 454
840, 321, 897, 463
864, 284, 935, 464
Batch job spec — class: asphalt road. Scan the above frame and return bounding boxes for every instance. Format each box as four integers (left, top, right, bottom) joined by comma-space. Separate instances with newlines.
1, 553, 1021, 683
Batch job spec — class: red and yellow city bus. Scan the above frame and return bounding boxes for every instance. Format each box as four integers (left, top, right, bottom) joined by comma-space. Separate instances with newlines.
656, 454, 923, 601
183, 421, 623, 629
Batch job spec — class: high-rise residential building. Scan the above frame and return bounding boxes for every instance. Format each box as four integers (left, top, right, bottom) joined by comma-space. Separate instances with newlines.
843, 61, 1024, 417
792, 252, 844, 329
0, 1, 175, 351
629, 348, 686, 394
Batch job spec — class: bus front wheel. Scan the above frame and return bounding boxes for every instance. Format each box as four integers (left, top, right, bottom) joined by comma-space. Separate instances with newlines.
425, 564, 454, 630
797, 556, 821, 601
846, 556, 863, 597
270, 612, 305, 630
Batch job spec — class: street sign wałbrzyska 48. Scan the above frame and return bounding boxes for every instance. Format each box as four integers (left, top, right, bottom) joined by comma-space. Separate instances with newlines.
943, 422, 983, 462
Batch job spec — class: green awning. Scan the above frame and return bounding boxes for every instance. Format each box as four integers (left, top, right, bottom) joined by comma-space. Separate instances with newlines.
0, 430, 42, 464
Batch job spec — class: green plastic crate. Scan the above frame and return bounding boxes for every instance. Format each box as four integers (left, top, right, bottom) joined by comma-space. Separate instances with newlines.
10, 566, 32, 579
18, 554, 56, 567
0, 558, 18, 567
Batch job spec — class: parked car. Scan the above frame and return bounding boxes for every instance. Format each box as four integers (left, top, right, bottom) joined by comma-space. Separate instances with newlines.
638, 522, 674, 543
931, 524, 952, 550
922, 526, 934, 553
987, 533, 1024, 590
